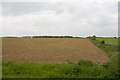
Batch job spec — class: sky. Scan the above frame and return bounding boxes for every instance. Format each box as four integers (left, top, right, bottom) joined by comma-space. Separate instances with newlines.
0, 0, 119, 37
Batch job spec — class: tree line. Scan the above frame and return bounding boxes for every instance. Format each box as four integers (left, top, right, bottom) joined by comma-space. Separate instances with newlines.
22, 36, 79, 38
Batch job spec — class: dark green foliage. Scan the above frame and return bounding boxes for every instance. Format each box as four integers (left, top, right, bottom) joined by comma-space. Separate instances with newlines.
87, 35, 96, 40
23, 36, 84, 38
32, 36, 74, 38
101, 40, 105, 44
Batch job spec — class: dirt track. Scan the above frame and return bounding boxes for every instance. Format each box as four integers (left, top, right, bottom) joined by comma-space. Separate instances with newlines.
2, 38, 109, 64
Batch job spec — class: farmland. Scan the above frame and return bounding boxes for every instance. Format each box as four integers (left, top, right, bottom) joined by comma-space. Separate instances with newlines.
2, 38, 109, 64
2, 38, 119, 78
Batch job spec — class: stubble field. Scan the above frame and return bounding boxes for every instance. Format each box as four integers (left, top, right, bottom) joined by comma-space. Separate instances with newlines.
2, 38, 109, 64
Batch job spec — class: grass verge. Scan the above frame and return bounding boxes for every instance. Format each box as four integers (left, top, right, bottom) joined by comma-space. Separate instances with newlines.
2, 60, 117, 78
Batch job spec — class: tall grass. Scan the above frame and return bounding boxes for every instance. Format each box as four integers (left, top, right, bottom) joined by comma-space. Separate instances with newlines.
2, 60, 116, 78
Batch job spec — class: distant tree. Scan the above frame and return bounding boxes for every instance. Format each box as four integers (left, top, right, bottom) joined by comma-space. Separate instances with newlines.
91, 35, 96, 40
87, 35, 96, 40
86, 36, 90, 38
93, 35, 96, 38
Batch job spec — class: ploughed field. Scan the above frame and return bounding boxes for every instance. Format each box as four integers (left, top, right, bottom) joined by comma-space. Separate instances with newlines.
2, 38, 109, 64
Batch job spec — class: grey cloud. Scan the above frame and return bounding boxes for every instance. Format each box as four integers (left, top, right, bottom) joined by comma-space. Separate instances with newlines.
2, 2, 68, 16
1, 1, 118, 37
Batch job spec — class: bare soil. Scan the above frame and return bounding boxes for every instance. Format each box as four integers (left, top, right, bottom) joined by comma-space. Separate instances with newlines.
2, 38, 109, 64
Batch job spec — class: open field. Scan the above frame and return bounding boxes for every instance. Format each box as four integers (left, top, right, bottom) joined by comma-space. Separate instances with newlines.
2, 38, 109, 64
2, 38, 118, 78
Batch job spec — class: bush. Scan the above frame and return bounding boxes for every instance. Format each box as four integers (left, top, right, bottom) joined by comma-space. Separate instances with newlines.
101, 40, 105, 44
87, 35, 96, 40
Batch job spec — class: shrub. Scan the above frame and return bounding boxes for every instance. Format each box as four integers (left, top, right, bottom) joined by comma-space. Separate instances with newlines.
101, 40, 105, 44
87, 35, 96, 40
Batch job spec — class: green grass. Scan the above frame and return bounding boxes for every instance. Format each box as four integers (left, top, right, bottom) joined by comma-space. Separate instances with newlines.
2, 60, 117, 78
91, 38, 119, 60
96, 38, 118, 46
2, 38, 119, 78
90, 38, 119, 78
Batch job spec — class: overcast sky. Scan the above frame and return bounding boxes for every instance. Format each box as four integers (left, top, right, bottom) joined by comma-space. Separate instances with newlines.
0, 0, 119, 37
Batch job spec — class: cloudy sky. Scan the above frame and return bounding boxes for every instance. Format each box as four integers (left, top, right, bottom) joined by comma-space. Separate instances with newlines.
0, 0, 119, 37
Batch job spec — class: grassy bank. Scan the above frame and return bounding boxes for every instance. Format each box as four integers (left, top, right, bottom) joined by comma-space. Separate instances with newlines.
90, 38, 119, 78
96, 38, 118, 46
91, 38, 118, 62
2, 60, 116, 78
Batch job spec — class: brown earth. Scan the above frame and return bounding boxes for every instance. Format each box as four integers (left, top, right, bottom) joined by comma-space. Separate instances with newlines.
2, 38, 109, 64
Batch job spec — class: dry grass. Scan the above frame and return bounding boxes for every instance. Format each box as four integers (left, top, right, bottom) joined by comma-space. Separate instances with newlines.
2, 38, 109, 64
